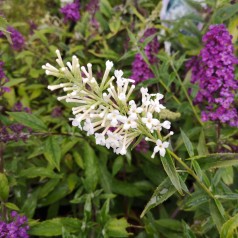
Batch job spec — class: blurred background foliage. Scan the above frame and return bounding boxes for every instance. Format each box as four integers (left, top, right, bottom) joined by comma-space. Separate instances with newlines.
0, 0, 238, 237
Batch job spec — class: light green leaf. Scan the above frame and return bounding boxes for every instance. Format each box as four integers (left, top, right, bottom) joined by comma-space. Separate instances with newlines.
44, 136, 61, 171
4, 78, 27, 87
105, 218, 131, 237
4, 202, 20, 211
180, 129, 194, 157
161, 153, 183, 195
221, 213, 238, 238
8, 112, 47, 131
29, 218, 82, 236
100, 0, 112, 18
0, 173, 9, 201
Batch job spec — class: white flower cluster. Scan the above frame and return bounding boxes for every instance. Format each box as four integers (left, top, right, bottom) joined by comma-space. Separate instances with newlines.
42, 50, 174, 158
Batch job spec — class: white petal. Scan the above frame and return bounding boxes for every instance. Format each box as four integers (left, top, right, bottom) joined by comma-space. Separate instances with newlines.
159, 148, 166, 157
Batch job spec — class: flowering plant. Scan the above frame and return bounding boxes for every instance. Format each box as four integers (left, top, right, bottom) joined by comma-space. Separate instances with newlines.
1, 1, 238, 238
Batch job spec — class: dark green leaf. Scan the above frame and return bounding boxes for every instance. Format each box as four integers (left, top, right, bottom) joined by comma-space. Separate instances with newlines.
190, 153, 238, 169
209, 199, 226, 232
140, 177, 177, 218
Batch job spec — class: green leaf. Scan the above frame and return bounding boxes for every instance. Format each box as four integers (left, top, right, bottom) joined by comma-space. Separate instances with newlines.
19, 167, 62, 178
140, 177, 177, 218
105, 218, 131, 237
182, 221, 196, 238
221, 213, 238, 238
29, 218, 82, 236
4, 78, 27, 87
221, 167, 234, 185
112, 156, 124, 176
0, 173, 9, 201
197, 129, 208, 156
100, 0, 112, 18
161, 153, 183, 195
82, 142, 99, 192
4, 202, 20, 211
209, 199, 226, 232
155, 219, 182, 232
190, 153, 238, 169
7, 112, 47, 131
22, 191, 38, 218
212, 3, 238, 22
127, 28, 137, 45
38, 179, 61, 199
112, 178, 144, 197
192, 160, 210, 187
44, 136, 62, 171
180, 129, 194, 157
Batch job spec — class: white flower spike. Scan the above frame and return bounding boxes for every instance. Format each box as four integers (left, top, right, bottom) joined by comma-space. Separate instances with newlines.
43, 50, 174, 158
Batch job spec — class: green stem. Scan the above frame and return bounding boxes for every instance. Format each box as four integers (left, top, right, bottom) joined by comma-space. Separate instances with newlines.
168, 150, 215, 199
170, 61, 203, 126
0, 142, 7, 220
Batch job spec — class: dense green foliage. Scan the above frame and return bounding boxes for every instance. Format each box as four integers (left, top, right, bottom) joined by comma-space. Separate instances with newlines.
1, 0, 238, 237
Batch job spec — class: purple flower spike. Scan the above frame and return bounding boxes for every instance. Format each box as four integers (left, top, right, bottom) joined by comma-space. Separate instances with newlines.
60, 2, 80, 23
131, 28, 159, 84
0, 211, 29, 238
187, 24, 238, 127
7, 26, 25, 51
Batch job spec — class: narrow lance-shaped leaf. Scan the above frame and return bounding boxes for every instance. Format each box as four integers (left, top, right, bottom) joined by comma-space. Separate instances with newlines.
44, 136, 61, 171
8, 112, 47, 131
161, 152, 183, 195
189, 153, 238, 170
209, 199, 226, 232
140, 177, 177, 218
180, 128, 194, 157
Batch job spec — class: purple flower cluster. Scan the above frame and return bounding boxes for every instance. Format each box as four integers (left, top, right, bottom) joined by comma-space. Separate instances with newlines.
131, 28, 159, 84
0, 211, 29, 238
0, 61, 10, 96
0, 27, 25, 51
188, 24, 238, 127
0, 103, 32, 143
60, 2, 80, 23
